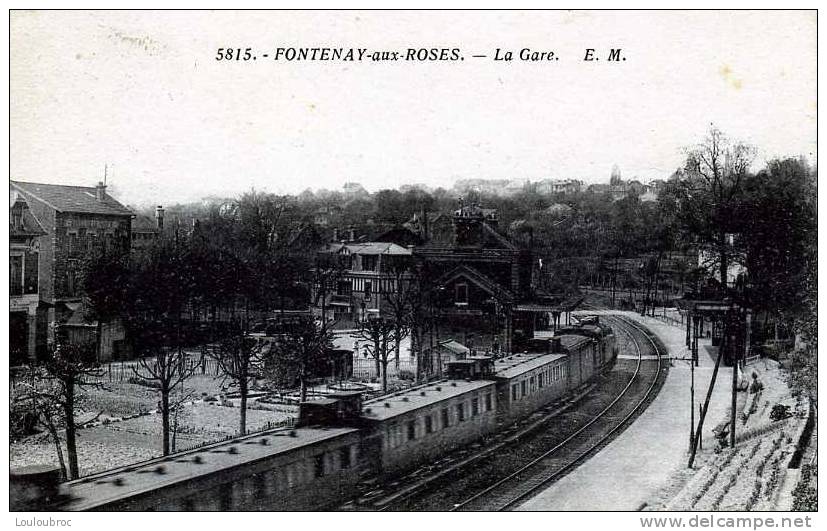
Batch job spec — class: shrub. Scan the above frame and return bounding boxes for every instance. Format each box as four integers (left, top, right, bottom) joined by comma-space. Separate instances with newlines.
770, 404, 790, 421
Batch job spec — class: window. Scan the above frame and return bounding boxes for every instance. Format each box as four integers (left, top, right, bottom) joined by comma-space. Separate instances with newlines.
425, 415, 433, 434
10, 255, 23, 296
455, 283, 469, 305
530, 376, 535, 391
441, 408, 450, 428
362, 255, 378, 271
340, 446, 351, 469
336, 280, 351, 295
457, 403, 465, 422
314, 454, 325, 478
471, 398, 479, 417
521, 380, 527, 397
538, 373, 544, 388
407, 420, 416, 441
66, 269, 77, 297
24, 251, 38, 294
511, 384, 518, 401
364, 281, 373, 299
485, 393, 493, 411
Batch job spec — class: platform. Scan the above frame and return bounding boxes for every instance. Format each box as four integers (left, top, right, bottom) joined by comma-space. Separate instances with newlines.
517, 311, 734, 511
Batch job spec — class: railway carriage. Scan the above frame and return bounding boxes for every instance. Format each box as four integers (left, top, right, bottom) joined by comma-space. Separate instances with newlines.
359, 377, 499, 476
20, 320, 619, 512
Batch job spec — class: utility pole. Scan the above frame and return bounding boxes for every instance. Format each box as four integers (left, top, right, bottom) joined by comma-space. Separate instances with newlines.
689, 313, 696, 452
729, 310, 739, 450
688, 332, 725, 468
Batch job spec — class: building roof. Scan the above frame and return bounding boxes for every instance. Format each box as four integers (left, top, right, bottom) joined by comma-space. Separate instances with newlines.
438, 340, 470, 355
131, 214, 159, 233
323, 241, 412, 256
9, 193, 47, 237
61, 426, 359, 511
11, 181, 134, 217
494, 352, 567, 379
362, 379, 495, 421
435, 264, 516, 303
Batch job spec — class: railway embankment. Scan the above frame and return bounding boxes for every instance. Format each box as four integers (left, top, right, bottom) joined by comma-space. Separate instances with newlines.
649, 358, 812, 511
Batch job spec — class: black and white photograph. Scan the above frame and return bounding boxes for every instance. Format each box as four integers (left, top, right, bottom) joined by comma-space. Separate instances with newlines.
7, 7, 818, 524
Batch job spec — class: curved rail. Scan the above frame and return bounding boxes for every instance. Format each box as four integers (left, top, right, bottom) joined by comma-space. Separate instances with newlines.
450, 314, 663, 511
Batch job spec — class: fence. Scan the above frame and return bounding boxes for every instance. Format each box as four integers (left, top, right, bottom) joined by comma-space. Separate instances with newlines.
97, 351, 223, 383
351, 356, 416, 380
172, 416, 297, 453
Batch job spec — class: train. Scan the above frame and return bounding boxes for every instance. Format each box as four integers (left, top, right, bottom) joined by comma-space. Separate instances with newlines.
15, 317, 617, 512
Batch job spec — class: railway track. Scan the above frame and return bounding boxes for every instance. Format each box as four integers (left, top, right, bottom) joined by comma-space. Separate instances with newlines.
360, 314, 666, 511
449, 315, 664, 511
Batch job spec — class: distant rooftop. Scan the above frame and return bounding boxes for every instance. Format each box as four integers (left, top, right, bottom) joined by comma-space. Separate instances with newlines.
324, 241, 412, 256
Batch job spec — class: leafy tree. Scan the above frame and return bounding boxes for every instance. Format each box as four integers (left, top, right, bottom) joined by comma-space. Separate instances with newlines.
739, 158, 816, 339
81, 244, 131, 360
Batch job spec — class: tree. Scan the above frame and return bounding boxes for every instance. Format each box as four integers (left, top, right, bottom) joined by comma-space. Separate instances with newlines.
355, 316, 397, 392
81, 247, 131, 361
124, 237, 201, 455
739, 159, 816, 340
12, 372, 70, 480
35, 340, 102, 479
382, 258, 416, 371
669, 125, 756, 290
270, 316, 334, 402
210, 325, 270, 435
132, 342, 197, 455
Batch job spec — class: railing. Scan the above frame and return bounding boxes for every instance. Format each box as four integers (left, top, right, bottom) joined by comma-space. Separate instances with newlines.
351, 356, 416, 379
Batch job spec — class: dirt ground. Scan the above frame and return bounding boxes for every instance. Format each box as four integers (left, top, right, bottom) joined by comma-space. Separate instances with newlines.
10, 373, 294, 477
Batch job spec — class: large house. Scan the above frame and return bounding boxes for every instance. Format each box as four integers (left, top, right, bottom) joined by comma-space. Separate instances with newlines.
10, 190, 47, 364
314, 239, 414, 325
10, 180, 134, 360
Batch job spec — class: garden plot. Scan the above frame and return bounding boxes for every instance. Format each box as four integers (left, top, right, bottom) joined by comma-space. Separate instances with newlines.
10, 374, 297, 478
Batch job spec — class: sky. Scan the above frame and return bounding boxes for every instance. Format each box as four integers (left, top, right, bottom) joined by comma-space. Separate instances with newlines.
10, 10, 817, 208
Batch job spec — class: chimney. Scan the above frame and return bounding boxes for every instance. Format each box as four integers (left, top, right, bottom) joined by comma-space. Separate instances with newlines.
332, 228, 339, 242
550, 336, 562, 353
348, 226, 356, 242
95, 181, 106, 202
154, 205, 165, 231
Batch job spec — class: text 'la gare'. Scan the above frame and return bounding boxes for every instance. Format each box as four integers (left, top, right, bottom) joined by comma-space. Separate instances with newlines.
493, 48, 625, 62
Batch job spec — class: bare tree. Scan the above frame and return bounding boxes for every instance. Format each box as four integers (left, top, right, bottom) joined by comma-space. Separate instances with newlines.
674, 125, 755, 290
382, 260, 415, 371
210, 327, 269, 435
12, 374, 69, 480
31, 340, 103, 479
270, 316, 334, 402
355, 315, 396, 392
133, 345, 197, 455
